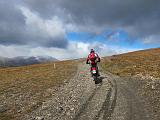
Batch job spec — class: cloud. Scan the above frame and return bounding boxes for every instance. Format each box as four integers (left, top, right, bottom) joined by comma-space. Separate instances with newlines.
19, 6, 68, 48
0, 0, 159, 59
0, 41, 139, 60
0, 1, 26, 45
0, 45, 30, 57
143, 35, 160, 44
23, 0, 160, 44
1, 0, 160, 46
0, 1, 68, 48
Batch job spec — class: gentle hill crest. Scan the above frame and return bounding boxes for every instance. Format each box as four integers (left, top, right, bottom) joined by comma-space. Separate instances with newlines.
102, 47, 160, 78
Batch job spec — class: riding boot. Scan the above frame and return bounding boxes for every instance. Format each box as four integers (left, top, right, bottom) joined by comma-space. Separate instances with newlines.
97, 67, 100, 76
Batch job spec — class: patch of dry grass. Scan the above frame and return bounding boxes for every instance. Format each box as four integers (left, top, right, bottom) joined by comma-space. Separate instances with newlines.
0, 60, 78, 120
101, 48, 160, 78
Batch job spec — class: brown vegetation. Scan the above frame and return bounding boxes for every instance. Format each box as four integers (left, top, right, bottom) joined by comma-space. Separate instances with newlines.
101, 48, 160, 78
0, 60, 78, 120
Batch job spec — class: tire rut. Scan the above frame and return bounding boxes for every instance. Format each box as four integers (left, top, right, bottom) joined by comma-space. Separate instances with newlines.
25, 63, 112, 120
110, 75, 151, 120
24, 62, 151, 120
92, 77, 117, 120
73, 72, 116, 120
73, 85, 102, 120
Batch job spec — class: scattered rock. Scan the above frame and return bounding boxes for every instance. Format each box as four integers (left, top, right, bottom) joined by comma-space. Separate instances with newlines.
58, 106, 63, 112
152, 84, 156, 90
66, 112, 70, 116
70, 107, 74, 111
24, 63, 112, 120
47, 113, 51, 117
0, 105, 8, 113
35, 116, 44, 120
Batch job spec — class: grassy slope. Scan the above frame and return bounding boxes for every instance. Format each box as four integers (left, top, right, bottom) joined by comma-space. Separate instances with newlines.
0, 60, 78, 120
101, 48, 160, 118
101, 48, 160, 78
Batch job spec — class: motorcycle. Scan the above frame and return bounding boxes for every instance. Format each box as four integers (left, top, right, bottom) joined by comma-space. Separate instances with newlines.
91, 65, 99, 84
87, 60, 100, 84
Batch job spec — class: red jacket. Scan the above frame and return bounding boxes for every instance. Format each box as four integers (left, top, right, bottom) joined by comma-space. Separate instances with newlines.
86, 52, 100, 64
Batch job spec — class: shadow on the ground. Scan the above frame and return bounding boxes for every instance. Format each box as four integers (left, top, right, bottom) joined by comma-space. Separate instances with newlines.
96, 76, 106, 84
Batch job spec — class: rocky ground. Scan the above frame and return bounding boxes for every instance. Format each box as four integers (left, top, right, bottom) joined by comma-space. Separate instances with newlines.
22, 62, 157, 120
0, 61, 77, 120
1, 59, 159, 120
101, 48, 160, 120
24, 62, 111, 120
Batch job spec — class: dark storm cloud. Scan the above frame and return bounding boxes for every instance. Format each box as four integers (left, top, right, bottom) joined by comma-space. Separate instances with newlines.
0, 0, 68, 48
22, 0, 61, 19
24, 0, 160, 43
0, 1, 26, 45
60, 0, 160, 38
0, 0, 160, 47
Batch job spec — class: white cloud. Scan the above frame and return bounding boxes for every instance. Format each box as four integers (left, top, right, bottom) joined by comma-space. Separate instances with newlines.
0, 45, 30, 58
143, 35, 160, 44
19, 6, 66, 38
0, 42, 141, 60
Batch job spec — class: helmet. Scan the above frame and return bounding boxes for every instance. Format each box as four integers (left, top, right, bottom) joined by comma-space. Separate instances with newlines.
90, 49, 95, 53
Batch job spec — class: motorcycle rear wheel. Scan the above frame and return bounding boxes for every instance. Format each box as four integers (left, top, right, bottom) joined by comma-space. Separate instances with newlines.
93, 76, 98, 84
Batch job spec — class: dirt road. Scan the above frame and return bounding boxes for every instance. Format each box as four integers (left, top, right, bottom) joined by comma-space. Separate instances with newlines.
106, 74, 152, 120
25, 63, 152, 120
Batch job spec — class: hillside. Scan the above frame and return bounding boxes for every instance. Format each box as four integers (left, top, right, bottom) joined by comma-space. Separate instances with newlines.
0, 56, 57, 67
0, 60, 78, 120
0, 48, 160, 120
101, 48, 160, 78
101, 48, 160, 119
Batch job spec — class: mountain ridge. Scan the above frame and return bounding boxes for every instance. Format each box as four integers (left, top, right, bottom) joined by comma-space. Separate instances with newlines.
0, 56, 58, 67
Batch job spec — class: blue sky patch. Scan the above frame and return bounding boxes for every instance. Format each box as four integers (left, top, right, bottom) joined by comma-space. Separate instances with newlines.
66, 30, 159, 50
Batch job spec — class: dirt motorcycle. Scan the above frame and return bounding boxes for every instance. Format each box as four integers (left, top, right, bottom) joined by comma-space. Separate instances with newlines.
87, 61, 100, 84
91, 66, 99, 84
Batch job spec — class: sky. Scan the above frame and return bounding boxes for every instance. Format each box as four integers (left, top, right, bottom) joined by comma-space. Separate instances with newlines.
0, 0, 160, 60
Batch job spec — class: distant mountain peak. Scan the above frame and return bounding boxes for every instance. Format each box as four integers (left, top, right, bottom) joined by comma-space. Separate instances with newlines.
0, 56, 58, 67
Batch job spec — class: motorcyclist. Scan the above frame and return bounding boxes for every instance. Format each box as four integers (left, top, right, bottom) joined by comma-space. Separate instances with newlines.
86, 49, 100, 76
